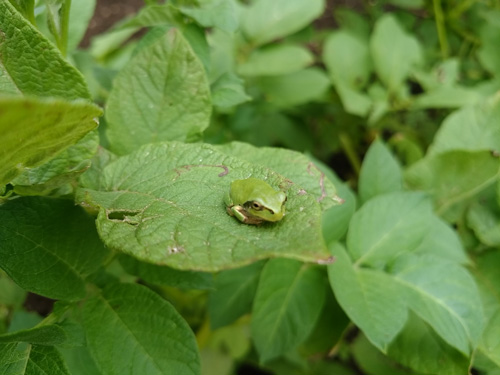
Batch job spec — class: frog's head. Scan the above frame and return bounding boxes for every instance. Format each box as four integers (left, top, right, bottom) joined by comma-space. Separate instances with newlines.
244, 191, 287, 222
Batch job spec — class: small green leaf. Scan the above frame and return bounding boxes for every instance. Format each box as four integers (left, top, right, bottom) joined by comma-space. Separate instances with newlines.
77, 142, 332, 271
59, 346, 103, 375
257, 68, 330, 107
328, 243, 408, 352
358, 139, 403, 204
347, 192, 433, 267
179, 0, 240, 32
118, 254, 213, 290
211, 73, 251, 108
478, 22, 500, 76
388, 313, 470, 375
391, 254, 483, 354
323, 30, 372, 89
0, 1, 90, 99
413, 86, 482, 109
467, 199, 500, 247
242, 0, 325, 45
334, 83, 372, 117
82, 283, 200, 375
429, 96, 500, 155
405, 151, 500, 219
0, 343, 70, 375
209, 261, 265, 329
370, 14, 422, 91
0, 197, 110, 300
238, 44, 314, 77
106, 28, 212, 155
0, 97, 101, 187
0, 325, 67, 346
251, 259, 326, 362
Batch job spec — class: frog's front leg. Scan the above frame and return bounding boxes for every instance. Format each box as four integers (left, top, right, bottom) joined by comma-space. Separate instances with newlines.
230, 205, 249, 223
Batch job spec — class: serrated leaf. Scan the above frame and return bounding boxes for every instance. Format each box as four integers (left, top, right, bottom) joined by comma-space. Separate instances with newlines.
328, 243, 408, 352
370, 14, 422, 91
391, 254, 483, 354
238, 44, 314, 77
358, 138, 403, 204
347, 192, 433, 267
11, 131, 99, 196
179, 0, 240, 32
0, 97, 101, 187
82, 283, 200, 375
77, 142, 332, 271
257, 67, 330, 107
242, 0, 324, 45
215, 142, 340, 211
388, 313, 470, 375
118, 254, 213, 290
106, 28, 212, 155
251, 259, 326, 362
429, 96, 500, 155
0, 343, 70, 375
405, 151, 500, 218
0, 325, 67, 346
0, 197, 110, 300
209, 261, 264, 329
0, 1, 90, 99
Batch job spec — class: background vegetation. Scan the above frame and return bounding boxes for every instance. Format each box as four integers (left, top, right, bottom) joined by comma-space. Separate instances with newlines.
1, 0, 500, 374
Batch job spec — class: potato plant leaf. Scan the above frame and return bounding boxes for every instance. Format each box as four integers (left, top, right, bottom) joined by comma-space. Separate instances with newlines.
0, 197, 110, 300
251, 259, 327, 362
0, 1, 90, 99
82, 283, 200, 375
0, 325, 67, 346
105, 28, 212, 155
0, 343, 70, 375
77, 142, 332, 271
0, 97, 101, 187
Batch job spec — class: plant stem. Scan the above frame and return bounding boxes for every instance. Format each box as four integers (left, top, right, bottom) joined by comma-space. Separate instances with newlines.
433, 0, 449, 59
59, 0, 71, 57
339, 132, 361, 177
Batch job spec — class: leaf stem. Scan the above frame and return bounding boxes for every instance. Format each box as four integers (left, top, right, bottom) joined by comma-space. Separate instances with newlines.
433, 0, 449, 59
59, 0, 71, 57
339, 132, 361, 177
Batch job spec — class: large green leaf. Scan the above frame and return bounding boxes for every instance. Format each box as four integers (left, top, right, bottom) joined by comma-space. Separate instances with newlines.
358, 138, 403, 204
388, 314, 470, 375
209, 261, 265, 329
0, 343, 70, 375
0, 197, 110, 300
347, 192, 433, 267
106, 28, 212, 155
77, 142, 333, 271
242, 0, 325, 45
328, 243, 408, 352
0, 97, 101, 187
391, 254, 483, 354
370, 14, 422, 91
251, 259, 326, 362
0, 1, 90, 99
82, 283, 200, 375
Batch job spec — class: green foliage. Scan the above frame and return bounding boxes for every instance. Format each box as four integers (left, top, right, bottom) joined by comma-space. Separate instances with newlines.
1, 0, 500, 374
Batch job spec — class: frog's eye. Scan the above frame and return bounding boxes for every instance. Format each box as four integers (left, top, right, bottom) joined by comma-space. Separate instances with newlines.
251, 201, 263, 211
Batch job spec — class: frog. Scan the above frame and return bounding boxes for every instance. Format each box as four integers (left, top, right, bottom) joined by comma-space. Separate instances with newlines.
224, 178, 287, 225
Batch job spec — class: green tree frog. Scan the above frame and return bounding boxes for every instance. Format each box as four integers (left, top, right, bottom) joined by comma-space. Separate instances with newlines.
225, 178, 287, 225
